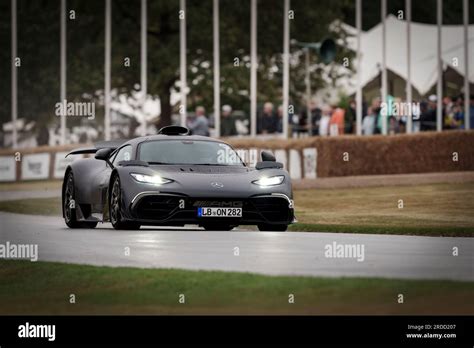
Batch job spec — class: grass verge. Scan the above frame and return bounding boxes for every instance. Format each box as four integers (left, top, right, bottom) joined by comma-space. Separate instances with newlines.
0, 197, 61, 216
1, 260, 473, 315
0, 180, 61, 192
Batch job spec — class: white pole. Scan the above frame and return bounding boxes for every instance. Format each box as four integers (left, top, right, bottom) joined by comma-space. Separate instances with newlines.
305, 49, 311, 136
356, 0, 362, 136
463, 0, 470, 130
60, 0, 67, 144
282, 0, 290, 139
141, 0, 147, 136
213, 0, 221, 137
11, 0, 17, 148
250, 0, 257, 137
104, 0, 111, 140
436, 0, 442, 132
381, 0, 387, 135
180, 0, 187, 127
405, 0, 412, 134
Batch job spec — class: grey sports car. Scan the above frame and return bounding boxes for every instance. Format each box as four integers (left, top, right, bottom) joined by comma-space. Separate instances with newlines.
62, 126, 294, 231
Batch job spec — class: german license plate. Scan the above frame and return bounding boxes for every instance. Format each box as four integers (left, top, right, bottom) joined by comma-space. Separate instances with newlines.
197, 207, 242, 217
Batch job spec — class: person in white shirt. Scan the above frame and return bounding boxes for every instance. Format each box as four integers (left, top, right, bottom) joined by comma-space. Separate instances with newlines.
318, 105, 332, 136
362, 107, 376, 135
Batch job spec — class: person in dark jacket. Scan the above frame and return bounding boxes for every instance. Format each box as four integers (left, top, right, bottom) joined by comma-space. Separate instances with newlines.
420, 95, 437, 131
220, 105, 237, 136
37, 124, 50, 146
258, 102, 278, 134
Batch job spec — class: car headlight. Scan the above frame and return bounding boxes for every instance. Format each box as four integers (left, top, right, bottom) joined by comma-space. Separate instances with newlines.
130, 173, 173, 185
252, 175, 285, 187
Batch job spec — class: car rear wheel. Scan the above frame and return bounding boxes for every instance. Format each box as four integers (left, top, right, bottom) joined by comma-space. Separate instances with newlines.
257, 223, 288, 232
110, 176, 141, 230
63, 172, 98, 229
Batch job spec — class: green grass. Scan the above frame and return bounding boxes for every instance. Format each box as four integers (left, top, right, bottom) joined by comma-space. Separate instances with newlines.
1, 260, 473, 315
0, 182, 473, 236
294, 182, 474, 227
0, 196, 61, 216
292, 182, 474, 236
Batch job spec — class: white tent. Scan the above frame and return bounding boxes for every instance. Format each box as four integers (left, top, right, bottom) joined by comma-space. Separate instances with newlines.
343, 14, 474, 96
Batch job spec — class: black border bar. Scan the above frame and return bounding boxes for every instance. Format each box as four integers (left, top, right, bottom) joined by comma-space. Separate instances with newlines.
0, 315, 472, 346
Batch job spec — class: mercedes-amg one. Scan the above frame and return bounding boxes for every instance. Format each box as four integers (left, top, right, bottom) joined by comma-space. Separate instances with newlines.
62, 126, 294, 231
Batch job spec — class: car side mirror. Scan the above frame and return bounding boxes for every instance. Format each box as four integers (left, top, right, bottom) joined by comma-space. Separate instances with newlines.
261, 151, 276, 162
95, 148, 114, 161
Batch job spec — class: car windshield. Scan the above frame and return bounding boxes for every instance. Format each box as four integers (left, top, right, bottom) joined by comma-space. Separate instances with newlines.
139, 140, 244, 166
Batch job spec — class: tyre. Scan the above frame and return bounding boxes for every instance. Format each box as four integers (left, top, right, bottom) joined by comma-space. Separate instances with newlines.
110, 175, 141, 230
202, 224, 234, 231
63, 171, 98, 229
257, 223, 288, 232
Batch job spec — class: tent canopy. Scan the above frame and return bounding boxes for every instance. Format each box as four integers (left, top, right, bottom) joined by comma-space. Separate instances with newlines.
344, 14, 474, 96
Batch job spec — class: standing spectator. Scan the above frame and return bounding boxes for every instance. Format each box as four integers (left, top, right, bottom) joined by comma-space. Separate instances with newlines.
276, 105, 284, 133
395, 97, 406, 133
420, 95, 437, 131
220, 104, 237, 136
376, 95, 395, 133
345, 99, 356, 134
370, 98, 382, 134
296, 101, 321, 136
443, 96, 456, 129
37, 124, 50, 146
414, 101, 428, 132
448, 97, 464, 129
329, 106, 345, 136
188, 106, 209, 136
308, 101, 322, 136
258, 102, 278, 134
388, 116, 400, 134
362, 107, 376, 135
319, 105, 332, 136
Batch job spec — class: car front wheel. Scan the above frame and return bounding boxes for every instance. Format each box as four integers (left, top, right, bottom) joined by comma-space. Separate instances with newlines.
110, 176, 141, 230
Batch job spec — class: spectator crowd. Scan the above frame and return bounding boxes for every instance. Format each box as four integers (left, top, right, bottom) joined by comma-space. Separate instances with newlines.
186, 93, 474, 138
289, 94, 474, 137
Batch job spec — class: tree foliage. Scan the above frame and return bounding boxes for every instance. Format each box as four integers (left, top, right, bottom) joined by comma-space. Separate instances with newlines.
1, 0, 469, 131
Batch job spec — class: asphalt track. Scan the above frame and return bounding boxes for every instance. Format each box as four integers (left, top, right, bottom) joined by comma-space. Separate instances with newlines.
1, 212, 473, 280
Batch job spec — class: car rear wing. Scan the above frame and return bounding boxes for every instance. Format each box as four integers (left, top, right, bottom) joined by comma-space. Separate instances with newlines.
65, 139, 128, 157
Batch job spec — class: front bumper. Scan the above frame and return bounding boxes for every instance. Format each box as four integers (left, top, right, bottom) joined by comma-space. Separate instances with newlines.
127, 192, 294, 226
